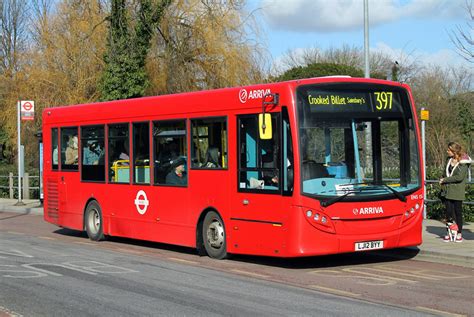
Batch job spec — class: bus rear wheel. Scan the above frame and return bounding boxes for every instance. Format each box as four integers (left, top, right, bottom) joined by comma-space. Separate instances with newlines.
202, 211, 227, 259
85, 201, 105, 241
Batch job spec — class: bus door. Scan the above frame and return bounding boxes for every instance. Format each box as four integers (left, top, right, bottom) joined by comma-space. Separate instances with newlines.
232, 112, 292, 256
59, 127, 83, 225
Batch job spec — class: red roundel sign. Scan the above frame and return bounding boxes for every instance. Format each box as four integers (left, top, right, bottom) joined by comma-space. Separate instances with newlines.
20, 100, 35, 121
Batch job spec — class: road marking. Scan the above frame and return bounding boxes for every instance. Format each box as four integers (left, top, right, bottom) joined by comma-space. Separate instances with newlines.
362, 266, 438, 280
310, 285, 361, 298
342, 267, 418, 284
167, 257, 199, 265
375, 265, 470, 280
0, 305, 23, 317
230, 269, 269, 278
309, 268, 411, 286
39, 236, 55, 240
416, 306, 466, 317
64, 261, 139, 274
74, 241, 95, 245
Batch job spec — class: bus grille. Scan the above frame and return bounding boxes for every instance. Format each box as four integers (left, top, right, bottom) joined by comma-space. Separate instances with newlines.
46, 179, 59, 219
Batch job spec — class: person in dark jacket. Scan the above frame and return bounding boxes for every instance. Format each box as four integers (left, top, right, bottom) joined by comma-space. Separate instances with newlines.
166, 157, 187, 186
439, 142, 472, 242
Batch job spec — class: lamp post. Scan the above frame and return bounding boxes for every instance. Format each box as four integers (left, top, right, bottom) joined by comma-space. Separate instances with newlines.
363, 0, 372, 171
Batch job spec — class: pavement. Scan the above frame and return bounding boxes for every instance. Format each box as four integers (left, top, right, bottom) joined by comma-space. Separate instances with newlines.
0, 198, 472, 268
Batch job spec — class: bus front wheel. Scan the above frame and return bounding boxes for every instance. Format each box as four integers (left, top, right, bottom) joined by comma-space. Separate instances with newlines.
202, 211, 227, 259
85, 201, 105, 241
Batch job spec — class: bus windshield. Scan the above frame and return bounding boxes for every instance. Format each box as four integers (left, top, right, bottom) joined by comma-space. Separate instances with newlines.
297, 83, 421, 200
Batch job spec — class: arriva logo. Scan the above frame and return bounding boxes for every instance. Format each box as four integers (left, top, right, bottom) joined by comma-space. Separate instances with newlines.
238, 88, 271, 103
353, 206, 384, 215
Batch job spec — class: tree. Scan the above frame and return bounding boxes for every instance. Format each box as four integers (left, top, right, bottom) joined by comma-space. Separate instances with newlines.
274, 45, 422, 82
276, 62, 363, 81
0, 0, 109, 166
449, 0, 473, 64
148, 0, 266, 95
410, 66, 473, 168
99, 0, 171, 101
0, 0, 28, 78
0, 0, 29, 164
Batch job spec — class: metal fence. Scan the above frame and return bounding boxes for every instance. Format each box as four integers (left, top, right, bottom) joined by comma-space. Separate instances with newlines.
425, 179, 474, 206
0, 173, 40, 199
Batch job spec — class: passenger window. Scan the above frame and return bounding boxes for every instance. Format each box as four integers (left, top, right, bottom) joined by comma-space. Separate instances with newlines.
52, 128, 59, 170
191, 117, 227, 169
108, 123, 129, 183
238, 114, 280, 192
153, 120, 187, 186
81, 125, 105, 182
133, 122, 150, 184
60, 127, 78, 171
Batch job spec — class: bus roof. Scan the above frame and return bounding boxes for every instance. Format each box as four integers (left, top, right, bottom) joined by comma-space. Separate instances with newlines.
42, 77, 409, 126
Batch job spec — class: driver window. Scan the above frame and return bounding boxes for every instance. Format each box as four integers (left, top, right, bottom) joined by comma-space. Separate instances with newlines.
238, 114, 280, 192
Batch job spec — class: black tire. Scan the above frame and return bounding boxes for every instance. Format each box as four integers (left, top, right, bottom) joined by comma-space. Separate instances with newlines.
85, 201, 105, 241
202, 211, 227, 259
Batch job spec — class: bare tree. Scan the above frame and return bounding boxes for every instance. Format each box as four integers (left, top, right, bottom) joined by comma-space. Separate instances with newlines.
149, 0, 267, 94
449, 0, 474, 63
0, 0, 29, 77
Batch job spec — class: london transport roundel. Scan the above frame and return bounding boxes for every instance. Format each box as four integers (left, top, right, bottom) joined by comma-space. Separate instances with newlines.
134, 190, 149, 215
239, 89, 248, 103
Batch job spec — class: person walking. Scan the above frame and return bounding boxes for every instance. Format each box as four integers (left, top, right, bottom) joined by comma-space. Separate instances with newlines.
439, 142, 471, 242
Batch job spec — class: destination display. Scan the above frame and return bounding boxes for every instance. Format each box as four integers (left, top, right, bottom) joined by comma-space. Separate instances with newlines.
303, 90, 403, 113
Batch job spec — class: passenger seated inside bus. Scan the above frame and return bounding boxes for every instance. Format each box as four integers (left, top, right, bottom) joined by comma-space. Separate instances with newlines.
166, 157, 187, 186
83, 141, 104, 165
119, 141, 130, 162
262, 149, 279, 187
65, 135, 78, 165
203, 147, 221, 168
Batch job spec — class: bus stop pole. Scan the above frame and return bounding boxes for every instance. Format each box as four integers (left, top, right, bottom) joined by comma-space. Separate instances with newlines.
421, 108, 427, 219
16, 100, 25, 206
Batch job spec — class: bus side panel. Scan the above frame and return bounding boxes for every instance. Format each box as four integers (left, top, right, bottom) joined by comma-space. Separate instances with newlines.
227, 218, 288, 256
189, 170, 231, 247
57, 172, 83, 230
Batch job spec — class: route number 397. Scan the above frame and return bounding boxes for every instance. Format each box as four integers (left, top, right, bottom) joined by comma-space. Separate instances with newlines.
374, 91, 393, 110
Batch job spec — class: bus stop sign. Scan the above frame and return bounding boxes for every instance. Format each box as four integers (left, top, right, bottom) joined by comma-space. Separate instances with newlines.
21, 101, 35, 121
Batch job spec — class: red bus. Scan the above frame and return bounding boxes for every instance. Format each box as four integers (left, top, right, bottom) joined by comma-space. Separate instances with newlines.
42, 77, 423, 259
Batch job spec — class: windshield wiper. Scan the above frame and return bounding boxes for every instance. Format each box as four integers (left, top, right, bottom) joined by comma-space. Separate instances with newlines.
320, 182, 406, 207
379, 183, 406, 202
321, 189, 361, 207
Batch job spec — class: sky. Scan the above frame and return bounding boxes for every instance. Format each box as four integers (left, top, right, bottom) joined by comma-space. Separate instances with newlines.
246, 0, 472, 73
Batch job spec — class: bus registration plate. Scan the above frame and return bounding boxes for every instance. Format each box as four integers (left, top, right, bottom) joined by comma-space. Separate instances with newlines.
355, 240, 384, 251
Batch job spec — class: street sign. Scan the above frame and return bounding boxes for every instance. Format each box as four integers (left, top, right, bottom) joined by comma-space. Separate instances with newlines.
21, 100, 35, 121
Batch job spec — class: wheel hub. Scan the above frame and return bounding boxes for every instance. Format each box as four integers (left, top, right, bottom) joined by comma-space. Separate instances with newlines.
207, 220, 224, 248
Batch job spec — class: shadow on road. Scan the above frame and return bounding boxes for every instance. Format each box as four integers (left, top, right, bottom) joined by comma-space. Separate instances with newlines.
53, 227, 420, 269
54, 228, 197, 255
229, 248, 420, 269
0, 211, 32, 221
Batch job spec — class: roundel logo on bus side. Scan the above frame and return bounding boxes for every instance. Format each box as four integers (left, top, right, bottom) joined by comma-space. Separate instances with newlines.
134, 190, 149, 215
239, 89, 248, 103
353, 208, 359, 215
